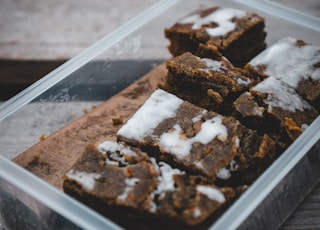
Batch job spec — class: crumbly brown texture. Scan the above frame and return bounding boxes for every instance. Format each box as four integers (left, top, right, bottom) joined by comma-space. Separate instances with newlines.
162, 52, 261, 115
117, 95, 275, 186
48, 46, 319, 230
165, 6, 267, 67
62, 36, 318, 230
63, 142, 236, 230
233, 79, 319, 151
244, 38, 320, 111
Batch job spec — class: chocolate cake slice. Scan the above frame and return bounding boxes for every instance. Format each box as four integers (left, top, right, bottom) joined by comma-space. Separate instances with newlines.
165, 6, 267, 67
117, 89, 275, 185
245, 37, 320, 111
63, 141, 236, 230
163, 52, 261, 115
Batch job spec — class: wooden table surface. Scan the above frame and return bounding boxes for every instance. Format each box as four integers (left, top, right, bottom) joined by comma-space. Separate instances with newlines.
0, 0, 319, 229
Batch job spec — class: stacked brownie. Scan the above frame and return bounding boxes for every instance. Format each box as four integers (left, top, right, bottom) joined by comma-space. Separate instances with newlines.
244, 37, 320, 111
164, 36, 319, 150
165, 6, 267, 67
63, 6, 319, 230
234, 77, 318, 148
117, 89, 275, 185
163, 52, 261, 115
64, 141, 238, 229
234, 37, 319, 149
64, 89, 274, 229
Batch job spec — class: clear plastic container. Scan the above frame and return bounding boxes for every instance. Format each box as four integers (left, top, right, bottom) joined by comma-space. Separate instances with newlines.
0, 0, 319, 229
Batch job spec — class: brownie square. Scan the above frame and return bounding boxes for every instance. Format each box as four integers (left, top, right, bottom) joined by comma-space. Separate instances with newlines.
245, 37, 320, 111
163, 52, 261, 115
165, 6, 267, 67
117, 89, 275, 185
63, 141, 236, 229
233, 77, 318, 149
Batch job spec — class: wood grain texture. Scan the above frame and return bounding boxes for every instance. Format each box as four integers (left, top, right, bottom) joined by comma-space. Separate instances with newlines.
280, 183, 320, 229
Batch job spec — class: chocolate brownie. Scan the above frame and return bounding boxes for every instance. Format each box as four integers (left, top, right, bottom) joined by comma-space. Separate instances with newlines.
163, 52, 261, 115
245, 37, 320, 111
61, 9, 320, 230
117, 89, 275, 185
63, 141, 236, 229
233, 77, 318, 149
165, 6, 267, 67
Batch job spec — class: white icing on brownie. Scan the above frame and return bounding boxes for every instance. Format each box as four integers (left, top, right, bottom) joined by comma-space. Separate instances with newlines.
66, 170, 101, 191
193, 207, 202, 218
249, 37, 320, 88
201, 58, 226, 72
154, 160, 184, 195
191, 113, 204, 123
237, 77, 252, 86
159, 115, 228, 159
117, 89, 183, 141
98, 141, 137, 166
200, 56, 251, 85
229, 160, 238, 172
149, 158, 185, 212
105, 158, 119, 166
117, 178, 140, 201
196, 185, 225, 203
216, 167, 231, 180
195, 160, 205, 170
178, 7, 246, 36
216, 159, 239, 180
253, 77, 312, 112
98, 141, 137, 156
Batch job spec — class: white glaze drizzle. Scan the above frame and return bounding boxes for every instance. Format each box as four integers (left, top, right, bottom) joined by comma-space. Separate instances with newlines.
193, 207, 202, 218
117, 89, 183, 141
196, 185, 225, 203
66, 170, 101, 191
159, 115, 228, 159
253, 77, 312, 112
98, 141, 137, 156
179, 8, 246, 36
98, 141, 137, 166
237, 77, 252, 86
216, 159, 238, 180
249, 37, 320, 88
156, 161, 184, 195
229, 160, 238, 171
117, 177, 140, 201
149, 158, 185, 212
216, 167, 231, 180
201, 58, 225, 72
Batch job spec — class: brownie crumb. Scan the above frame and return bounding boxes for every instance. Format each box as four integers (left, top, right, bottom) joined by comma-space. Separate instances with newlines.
112, 117, 124, 126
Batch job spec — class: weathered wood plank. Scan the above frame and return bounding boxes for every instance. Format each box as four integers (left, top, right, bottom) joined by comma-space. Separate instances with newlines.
0, 0, 158, 60
280, 182, 320, 229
